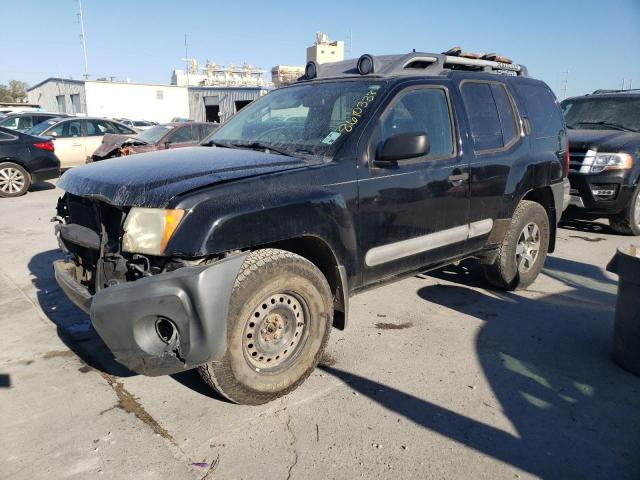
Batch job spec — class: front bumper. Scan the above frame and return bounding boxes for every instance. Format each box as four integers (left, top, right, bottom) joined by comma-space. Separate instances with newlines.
53, 252, 247, 376
568, 172, 634, 214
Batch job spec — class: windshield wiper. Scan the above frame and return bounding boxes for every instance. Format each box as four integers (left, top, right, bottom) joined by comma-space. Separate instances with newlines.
573, 121, 636, 132
228, 141, 292, 156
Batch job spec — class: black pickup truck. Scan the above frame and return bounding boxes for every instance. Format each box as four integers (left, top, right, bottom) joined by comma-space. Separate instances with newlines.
562, 90, 640, 235
53, 51, 568, 404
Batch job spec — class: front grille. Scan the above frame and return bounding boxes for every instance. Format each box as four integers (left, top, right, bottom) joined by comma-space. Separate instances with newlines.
569, 148, 589, 172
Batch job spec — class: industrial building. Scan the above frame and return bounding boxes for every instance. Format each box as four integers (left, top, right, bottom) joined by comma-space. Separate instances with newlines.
27, 78, 267, 123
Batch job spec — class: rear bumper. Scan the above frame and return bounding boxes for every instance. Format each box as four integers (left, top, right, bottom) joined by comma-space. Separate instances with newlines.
31, 167, 60, 183
53, 252, 247, 376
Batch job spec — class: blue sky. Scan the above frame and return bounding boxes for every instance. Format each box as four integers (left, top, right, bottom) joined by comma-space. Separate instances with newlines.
1, 0, 639, 98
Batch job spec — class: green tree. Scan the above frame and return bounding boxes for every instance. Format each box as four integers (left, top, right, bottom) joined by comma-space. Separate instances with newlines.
0, 80, 29, 102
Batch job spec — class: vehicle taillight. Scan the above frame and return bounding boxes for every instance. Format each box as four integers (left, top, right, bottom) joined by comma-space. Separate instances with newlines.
34, 141, 55, 152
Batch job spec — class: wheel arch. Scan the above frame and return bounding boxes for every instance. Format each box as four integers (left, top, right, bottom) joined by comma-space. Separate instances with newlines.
522, 186, 557, 252
256, 235, 349, 330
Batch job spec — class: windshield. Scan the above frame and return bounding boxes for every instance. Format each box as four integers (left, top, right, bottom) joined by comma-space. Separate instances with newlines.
209, 81, 384, 156
136, 124, 173, 143
26, 118, 59, 136
562, 97, 640, 132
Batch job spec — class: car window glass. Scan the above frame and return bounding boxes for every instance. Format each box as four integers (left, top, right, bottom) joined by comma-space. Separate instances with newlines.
0, 131, 16, 141
17, 116, 33, 130
49, 120, 82, 138
0, 116, 19, 129
113, 122, 135, 134
380, 88, 454, 158
490, 84, 518, 145
87, 120, 118, 136
168, 125, 196, 143
200, 123, 217, 139
516, 84, 564, 138
461, 82, 503, 150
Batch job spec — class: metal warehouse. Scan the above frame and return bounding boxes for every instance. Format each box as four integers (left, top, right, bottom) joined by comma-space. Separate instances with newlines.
27, 78, 267, 123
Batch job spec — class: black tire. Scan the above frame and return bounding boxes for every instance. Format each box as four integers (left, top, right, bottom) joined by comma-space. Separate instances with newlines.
609, 185, 640, 236
483, 200, 550, 290
199, 249, 333, 405
0, 162, 31, 198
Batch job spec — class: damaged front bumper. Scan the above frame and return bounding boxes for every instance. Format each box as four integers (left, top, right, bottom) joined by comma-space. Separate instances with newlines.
53, 252, 247, 376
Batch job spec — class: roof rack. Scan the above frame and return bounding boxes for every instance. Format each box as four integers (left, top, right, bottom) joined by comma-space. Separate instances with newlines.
592, 88, 640, 95
300, 49, 528, 82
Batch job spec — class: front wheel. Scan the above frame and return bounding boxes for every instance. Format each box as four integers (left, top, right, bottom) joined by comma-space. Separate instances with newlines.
483, 200, 550, 290
0, 162, 31, 198
199, 249, 333, 405
609, 185, 640, 236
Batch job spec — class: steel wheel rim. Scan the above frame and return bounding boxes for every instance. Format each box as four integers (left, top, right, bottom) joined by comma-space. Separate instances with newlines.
516, 222, 541, 274
242, 292, 309, 371
0, 167, 25, 194
634, 192, 640, 227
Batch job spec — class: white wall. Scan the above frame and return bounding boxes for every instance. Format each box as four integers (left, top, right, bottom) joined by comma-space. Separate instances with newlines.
84, 82, 190, 122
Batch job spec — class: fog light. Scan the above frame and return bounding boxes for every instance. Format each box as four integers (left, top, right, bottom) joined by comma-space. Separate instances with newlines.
155, 317, 177, 344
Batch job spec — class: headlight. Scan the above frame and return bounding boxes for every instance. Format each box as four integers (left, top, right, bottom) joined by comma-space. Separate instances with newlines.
590, 153, 633, 173
122, 208, 185, 255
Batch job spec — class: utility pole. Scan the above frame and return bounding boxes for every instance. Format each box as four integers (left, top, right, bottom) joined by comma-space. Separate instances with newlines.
561, 70, 569, 100
77, 0, 89, 80
184, 34, 190, 86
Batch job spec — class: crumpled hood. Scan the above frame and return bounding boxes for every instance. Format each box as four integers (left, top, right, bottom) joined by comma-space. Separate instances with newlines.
568, 129, 640, 152
58, 146, 316, 207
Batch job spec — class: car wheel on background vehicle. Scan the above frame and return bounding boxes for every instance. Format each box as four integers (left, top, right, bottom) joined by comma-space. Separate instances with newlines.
199, 249, 333, 405
609, 185, 640, 236
0, 162, 31, 198
483, 200, 550, 290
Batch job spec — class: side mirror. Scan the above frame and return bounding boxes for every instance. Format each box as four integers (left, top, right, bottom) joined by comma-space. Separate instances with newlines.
374, 132, 430, 167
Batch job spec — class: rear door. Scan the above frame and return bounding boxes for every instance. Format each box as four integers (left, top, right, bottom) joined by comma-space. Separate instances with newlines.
357, 82, 470, 284
48, 119, 84, 168
458, 78, 527, 253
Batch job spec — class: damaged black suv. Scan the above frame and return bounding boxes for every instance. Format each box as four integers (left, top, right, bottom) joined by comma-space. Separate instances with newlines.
562, 89, 640, 235
53, 51, 568, 404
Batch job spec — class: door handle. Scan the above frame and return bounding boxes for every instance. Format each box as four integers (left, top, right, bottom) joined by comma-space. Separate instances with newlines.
72, 142, 82, 147
448, 172, 469, 185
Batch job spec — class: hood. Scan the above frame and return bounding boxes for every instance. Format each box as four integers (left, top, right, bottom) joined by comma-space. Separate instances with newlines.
92, 133, 142, 158
59, 146, 319, 207
568, 129, 640, 152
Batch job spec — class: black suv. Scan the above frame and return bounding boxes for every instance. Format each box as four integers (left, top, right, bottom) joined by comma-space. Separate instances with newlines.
562, 90, 640, 235
52, 50, 568, 404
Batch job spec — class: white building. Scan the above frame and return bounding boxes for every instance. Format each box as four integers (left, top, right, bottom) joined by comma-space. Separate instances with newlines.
306, 32, 344, 64
27, 78, 267, 123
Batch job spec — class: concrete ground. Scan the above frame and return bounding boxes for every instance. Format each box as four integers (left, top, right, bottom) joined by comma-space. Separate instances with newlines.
1, 180, 639, 480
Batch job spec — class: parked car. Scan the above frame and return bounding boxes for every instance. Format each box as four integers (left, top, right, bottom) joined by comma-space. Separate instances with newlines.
25, 117, 136, 168
562, 89, 640, 235
0, 126, 59, 197
0, 112, 70, 133
118, 119, 158, 131
91, 122, 218, 160
53, 50, 568, 404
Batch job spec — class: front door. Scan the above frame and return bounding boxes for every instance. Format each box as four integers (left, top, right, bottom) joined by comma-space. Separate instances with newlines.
357, 84, 470, 285
49, 119, 85, 168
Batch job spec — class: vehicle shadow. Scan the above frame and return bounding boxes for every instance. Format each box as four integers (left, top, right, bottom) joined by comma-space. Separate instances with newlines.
559, 210, 621, 236
27, 249, 134, 377
28, 181, 56, 193
324, 257, 640, 479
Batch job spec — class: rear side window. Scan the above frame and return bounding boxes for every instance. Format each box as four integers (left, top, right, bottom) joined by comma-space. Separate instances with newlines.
0, 131, 16, 141
515, 84, 564, 138
461, 82, 519, 151
168, 125, 197, 143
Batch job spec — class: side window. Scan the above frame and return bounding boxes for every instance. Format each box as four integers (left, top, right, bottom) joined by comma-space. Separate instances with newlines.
49, 120, 81, 138
87, 120, 118, 136
461, 82, 503, 150
0, 131, 17, 141
168, 125, 196, 143
379, 88, 454, 159
490, 84, 518, 145
515, 84, 564, 138
114, 123, 136, 134
200, 123, 218, 140
17, 117, 34, 130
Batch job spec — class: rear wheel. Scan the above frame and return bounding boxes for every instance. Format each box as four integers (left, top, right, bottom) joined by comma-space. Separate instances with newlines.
484, 200, 550, 290
199, 249, 333, 405
609, 185, 640, 236
0, 162, 30, 198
